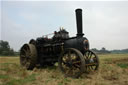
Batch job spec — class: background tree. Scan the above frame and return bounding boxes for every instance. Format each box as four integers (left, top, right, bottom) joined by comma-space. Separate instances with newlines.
0, 40, 15, 56
91, 48, 99, 53
100, 47, 110, 53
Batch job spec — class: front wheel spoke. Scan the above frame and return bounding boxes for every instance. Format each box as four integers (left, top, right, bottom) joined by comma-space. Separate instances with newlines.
92, 63, 98, 66
85, 63, 98, 66
92, 66, 96, 70
85, 52, 89, 59
90, 66, 93, 70
86, 65, 97, 71
87, 66, 91, 70
93, 64, 98, 66
88, 52, 90, 58
93, 66, 96, 69
90, 66, 96, 70
89, 53, 92, 59
93, 57, 98, 62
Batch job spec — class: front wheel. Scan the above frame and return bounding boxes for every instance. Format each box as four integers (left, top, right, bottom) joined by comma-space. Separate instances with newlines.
84, 50, 99, 73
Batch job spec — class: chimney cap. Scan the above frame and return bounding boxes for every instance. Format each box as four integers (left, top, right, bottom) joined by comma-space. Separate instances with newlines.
75, 8, 82, 12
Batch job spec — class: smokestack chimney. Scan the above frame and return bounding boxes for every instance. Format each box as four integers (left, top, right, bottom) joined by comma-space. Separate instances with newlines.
75, 8, 84, 37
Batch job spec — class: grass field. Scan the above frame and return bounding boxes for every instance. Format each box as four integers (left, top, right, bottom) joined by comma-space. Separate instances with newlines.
0, 54, 128, 85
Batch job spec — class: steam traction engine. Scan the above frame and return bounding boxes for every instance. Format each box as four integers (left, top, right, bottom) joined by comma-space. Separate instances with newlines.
20, 9, 99, 78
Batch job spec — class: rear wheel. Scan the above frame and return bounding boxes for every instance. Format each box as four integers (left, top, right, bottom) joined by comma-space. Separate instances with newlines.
20, 44, 37, 70
58, 48, 85, 78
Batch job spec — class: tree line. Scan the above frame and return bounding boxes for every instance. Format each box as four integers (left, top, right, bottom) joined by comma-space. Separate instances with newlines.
91, 47, 128, 54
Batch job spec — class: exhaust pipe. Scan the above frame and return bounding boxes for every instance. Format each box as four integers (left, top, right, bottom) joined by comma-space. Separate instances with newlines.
75, 9, 84, 37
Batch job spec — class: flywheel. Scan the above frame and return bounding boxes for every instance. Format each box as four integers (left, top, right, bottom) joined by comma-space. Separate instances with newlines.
20, 44, 37, 70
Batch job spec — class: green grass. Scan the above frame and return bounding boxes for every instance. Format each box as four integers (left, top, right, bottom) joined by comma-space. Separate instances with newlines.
4, 74, 37, 85
0, 56, 18, 57
0, 74, 9, 79
117, 63, 128, 68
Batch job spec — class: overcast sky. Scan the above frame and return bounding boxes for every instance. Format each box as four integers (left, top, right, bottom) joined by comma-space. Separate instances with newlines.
1, 1, 128, 51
